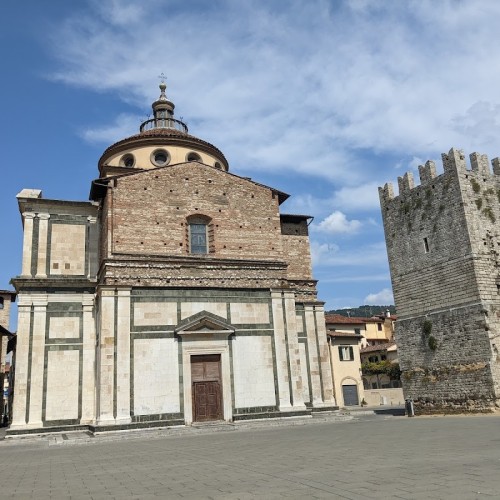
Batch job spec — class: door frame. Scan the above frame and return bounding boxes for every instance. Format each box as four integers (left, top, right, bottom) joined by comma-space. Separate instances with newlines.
191, 354, 223, 422
181, 341, 232, 425
341, 383, 360, 406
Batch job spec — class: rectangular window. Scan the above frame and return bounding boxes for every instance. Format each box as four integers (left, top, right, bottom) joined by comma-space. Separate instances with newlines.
338, 345, 354, 361
377, 323, 382, 331
190, 223, 207, 254
423, 237, 429, 253
354, 328, 360, 335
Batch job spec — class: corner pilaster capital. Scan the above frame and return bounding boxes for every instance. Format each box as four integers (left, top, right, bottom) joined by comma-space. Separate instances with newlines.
99, 287, 117, 298
23, 212, 36, 220
37, 213, 51, 220
17, 296, 34, 307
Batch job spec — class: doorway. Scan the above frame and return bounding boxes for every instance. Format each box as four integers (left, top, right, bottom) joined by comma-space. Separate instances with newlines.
342, 384, 359, 406
191, 354, 223, 422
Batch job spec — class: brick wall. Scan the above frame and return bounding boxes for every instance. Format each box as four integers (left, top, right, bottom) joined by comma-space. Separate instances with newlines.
111, 163, 282, 260
102, 162, 314, 285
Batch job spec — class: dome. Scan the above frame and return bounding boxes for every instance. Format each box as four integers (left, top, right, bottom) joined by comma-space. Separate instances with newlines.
97, 82, 229, 176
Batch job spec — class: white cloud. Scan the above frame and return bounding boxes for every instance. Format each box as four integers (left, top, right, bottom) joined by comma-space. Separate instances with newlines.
364, 288, 394, 304
408, 157, 425, 171
331, 183, 381, 212
320, 274, 389, 283
45, 0, 500, 184
80, 113, 141, 144
314, 211, 361, 234
311, 242, 340, 267
311, 240, 388, 267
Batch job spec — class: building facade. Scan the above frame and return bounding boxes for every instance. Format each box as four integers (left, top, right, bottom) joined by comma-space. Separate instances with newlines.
326, 330, 364, 407
9, 84, 336, 433
379, 148, 500, 413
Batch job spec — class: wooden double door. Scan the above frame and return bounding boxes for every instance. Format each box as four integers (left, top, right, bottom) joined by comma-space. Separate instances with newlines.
191, 354, 223, 422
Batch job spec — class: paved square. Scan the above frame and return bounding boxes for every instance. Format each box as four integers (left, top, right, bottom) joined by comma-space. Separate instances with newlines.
2, 414, 500, 499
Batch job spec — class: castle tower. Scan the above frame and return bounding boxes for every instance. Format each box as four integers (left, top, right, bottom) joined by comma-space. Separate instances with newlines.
9, 82, 336, 434
379, 148, 500, 413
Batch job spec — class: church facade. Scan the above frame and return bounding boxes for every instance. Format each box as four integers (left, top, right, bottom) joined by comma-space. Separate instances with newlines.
9, 84, 336, 434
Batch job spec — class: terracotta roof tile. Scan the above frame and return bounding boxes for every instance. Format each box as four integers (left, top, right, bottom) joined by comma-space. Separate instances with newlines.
360, 342, 396, 354
324, 314, 367, 325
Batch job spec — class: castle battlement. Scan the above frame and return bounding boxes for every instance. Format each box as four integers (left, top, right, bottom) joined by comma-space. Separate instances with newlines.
379, 148, 500, 202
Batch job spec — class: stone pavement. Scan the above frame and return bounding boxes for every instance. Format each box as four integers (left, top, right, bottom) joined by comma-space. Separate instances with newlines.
1, 412, 499, 499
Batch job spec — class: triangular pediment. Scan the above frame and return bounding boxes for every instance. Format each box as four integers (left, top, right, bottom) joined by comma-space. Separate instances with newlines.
174, 311, 235, 337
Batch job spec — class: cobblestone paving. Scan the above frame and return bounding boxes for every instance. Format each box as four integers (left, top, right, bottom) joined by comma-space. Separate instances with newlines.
2, 414, 500, 499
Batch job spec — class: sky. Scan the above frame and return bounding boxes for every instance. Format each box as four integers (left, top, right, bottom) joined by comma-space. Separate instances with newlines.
2, 0, 500, 324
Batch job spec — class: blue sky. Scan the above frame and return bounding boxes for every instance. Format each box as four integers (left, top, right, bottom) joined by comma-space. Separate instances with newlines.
2, 0, 500, 320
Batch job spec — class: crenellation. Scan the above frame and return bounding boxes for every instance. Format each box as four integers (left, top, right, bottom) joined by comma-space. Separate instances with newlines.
418, 160, 437, 185
492, 157, 500, 176
442, 147, 467, 175
378, 182, 394, 203
397, 171, 415, 195
470, 152, 490, 177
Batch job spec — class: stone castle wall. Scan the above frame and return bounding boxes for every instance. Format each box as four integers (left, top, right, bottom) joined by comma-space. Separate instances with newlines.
379, 148, 500, 412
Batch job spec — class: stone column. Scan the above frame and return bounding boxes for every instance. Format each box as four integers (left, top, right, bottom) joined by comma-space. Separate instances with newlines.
314, 305, 336, 406
20, 213, 35, 277
35, 213, 50, 278
271, 290, 292, 410
10, 297, 32, 429
115, 288, 131, 423
304, 304, 323, 406
97, 288, 116, 425
28, 296, 47, 427
283, 291, 306, 409
81, 296, 96, 424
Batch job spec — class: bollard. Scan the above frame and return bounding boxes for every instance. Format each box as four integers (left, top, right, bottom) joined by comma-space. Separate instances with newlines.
405, 398, 414, 417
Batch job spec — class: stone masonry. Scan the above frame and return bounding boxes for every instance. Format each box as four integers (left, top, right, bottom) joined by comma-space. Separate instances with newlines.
9, 83, 336, 434
379, 148, 500, 413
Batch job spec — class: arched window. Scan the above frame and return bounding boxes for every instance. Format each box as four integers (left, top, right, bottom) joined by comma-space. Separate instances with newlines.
190, 223, 207, 254
187, 215, 212, 254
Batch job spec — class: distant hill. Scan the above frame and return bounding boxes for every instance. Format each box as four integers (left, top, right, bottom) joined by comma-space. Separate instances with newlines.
326, 305, 396, 318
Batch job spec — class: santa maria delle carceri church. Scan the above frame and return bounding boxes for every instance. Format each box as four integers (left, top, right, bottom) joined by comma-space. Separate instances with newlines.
10, 83, 336, 434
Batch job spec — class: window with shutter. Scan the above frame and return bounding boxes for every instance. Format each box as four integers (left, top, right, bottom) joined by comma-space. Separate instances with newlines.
338, 345, 353, 361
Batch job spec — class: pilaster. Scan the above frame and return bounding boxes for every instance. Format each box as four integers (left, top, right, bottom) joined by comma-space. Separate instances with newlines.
283, 291, 306, 409
87, 216, 97, 279
314, 305, 336, 405
97, 288, 116, 425
271, 290, 292, 410
304, 304, 323, 406
115, 288, 131, 423
81, 297, 96, 424
28, 297, 47, 427
10, 298, 32, 429
20, 213, 35, 277
35, 213, 50, 278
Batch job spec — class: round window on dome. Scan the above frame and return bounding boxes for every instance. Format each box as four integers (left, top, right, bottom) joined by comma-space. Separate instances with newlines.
151, 149, 171, 167
214, 161, 222, 170
186, 152, 202, 162
120, 154, 135, 168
